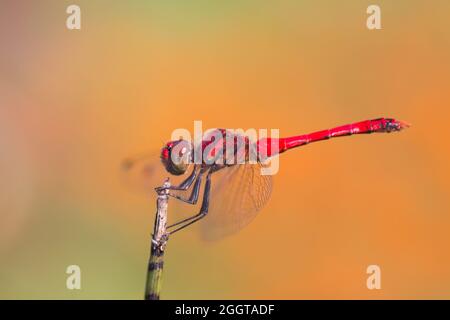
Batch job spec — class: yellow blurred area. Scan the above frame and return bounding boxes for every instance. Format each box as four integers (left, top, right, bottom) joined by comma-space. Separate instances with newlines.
0, 0, 450, 298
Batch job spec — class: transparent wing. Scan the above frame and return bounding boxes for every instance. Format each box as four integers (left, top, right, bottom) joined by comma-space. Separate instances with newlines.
200, 162, 273, 240
120, 151, 168, 194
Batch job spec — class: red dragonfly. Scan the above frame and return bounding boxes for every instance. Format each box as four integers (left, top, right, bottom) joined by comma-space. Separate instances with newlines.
123, 117, 409, 240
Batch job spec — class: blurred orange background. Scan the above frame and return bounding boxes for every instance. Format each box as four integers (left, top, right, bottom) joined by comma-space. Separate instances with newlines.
1, 1, 450, 299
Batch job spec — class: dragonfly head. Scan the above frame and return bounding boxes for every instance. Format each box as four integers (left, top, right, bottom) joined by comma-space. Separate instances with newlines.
160, 139, 192, 176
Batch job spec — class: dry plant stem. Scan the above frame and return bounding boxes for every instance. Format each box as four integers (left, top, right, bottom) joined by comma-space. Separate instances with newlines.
144, 178, 170, 300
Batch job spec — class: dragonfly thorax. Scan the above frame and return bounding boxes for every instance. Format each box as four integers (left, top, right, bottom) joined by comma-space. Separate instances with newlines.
161, 130, 259, 176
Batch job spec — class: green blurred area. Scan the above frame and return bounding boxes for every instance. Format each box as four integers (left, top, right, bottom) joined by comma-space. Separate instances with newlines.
0, 194, 237, 299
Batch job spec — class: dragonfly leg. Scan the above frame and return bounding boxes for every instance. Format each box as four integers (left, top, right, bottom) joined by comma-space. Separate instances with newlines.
155, 165, 199, 193
168, 167, 208, 204
167, 168, 212, 234
169, 165, 199, 190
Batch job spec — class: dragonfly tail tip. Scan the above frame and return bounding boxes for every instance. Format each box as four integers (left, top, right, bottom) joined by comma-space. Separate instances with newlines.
397, 119, 411, 130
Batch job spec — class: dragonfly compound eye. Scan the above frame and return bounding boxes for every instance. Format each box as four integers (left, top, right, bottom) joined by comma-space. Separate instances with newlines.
161, 140, 192, 176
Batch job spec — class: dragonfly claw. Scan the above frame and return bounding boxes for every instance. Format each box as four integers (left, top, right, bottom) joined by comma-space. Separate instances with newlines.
155, 179, 171, 194
154, 186, 166, 192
